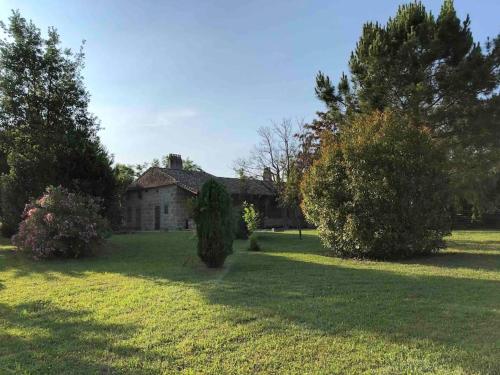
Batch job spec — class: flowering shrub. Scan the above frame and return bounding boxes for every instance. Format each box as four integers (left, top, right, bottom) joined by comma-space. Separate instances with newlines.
12, 186, 108, 259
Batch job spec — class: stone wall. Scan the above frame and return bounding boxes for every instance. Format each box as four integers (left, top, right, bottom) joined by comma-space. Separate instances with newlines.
125, 184, 294, 231
125, 185, 195, 230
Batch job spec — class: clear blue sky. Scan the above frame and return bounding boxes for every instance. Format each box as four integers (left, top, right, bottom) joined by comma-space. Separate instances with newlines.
1, 1, 498, 176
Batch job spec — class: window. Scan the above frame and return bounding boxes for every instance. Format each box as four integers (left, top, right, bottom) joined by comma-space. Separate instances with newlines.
138, 191, 142, 200
127, 207, 132, 224
164, 203, 169, 214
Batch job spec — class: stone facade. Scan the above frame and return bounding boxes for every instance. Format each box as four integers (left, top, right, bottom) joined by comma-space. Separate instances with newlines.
125, 185, 194, 231
125, 154, 290, 231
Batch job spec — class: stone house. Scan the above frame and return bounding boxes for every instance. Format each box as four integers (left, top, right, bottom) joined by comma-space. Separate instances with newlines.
125, 154, 286, 231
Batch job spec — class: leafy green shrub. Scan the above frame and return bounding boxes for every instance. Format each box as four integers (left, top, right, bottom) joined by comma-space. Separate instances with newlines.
194, 179, 234, 268
233, 206, 249, 240
243, 202, 261, 235
301, 111, 451, 259
248, 235, 261, 252
12, 186, 108, 259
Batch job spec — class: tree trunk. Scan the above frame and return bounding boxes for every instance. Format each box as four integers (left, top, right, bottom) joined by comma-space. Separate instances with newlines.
294, 207, 302, 240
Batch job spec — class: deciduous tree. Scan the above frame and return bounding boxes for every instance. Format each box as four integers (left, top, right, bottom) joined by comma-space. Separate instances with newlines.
0, 11, 118, 235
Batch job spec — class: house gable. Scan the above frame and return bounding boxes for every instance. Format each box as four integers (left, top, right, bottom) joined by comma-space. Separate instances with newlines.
129, 168, 175, 190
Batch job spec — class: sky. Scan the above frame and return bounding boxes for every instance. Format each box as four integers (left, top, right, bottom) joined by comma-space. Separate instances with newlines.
0, 0, 498, 177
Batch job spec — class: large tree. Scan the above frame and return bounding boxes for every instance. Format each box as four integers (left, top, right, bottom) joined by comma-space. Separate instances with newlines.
0, 11, 118, 235
301, 0, 500, 216
302, 111, 451, 259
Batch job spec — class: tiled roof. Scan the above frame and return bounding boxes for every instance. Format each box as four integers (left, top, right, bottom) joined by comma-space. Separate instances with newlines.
128, 167, 276, 196
214, 176, 275, 196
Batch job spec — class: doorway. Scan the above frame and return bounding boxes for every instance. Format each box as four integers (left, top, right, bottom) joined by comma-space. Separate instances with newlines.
154, 206, 160, 230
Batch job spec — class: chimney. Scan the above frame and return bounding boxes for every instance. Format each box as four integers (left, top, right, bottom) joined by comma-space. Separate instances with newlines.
263, 167, 272, 182
168, 154, 183, 170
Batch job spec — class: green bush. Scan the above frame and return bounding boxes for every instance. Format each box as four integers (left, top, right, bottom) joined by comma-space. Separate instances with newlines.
301, 111, 451, 259
248, 235, 261, 252
243, 202, 261, 235
194, 179, 234, 267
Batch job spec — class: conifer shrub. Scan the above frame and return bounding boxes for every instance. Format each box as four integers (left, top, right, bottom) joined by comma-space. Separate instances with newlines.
301, 111, 451, 259
12, 186, 108, 259
194, 179, 234, 268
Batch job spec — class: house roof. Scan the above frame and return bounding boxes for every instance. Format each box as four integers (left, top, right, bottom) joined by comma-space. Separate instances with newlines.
128, 167, 276, 196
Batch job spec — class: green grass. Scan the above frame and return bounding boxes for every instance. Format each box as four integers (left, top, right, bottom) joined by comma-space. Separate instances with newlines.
0, 230, 499, 374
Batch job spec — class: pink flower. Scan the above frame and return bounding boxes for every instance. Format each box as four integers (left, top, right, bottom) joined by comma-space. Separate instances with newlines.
38, 195, 48, 206
44, 213, 55, 223
27, 208, 38, 218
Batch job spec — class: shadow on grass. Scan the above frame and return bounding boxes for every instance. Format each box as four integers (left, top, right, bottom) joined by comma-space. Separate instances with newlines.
446, 239, 500, 251
396, 239, 500, 271
0, 301, 156, 374
1, 231, 499, 373
400, 251, 500, 271
201, 251, 500, 373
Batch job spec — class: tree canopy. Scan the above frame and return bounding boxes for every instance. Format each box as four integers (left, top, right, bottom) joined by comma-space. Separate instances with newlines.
302, 111, 451, 259
301, 0, 500, 216
0, 11, 118, 235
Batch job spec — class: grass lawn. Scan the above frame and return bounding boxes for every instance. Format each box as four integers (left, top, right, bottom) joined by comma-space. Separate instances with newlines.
0, 230, 499, 374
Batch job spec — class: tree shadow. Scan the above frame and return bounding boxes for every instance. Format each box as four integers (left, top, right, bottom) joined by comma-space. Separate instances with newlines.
446, 239, 500, 251
1, 232, 499, 372
400, 251, 500, 271
397, 238, 500, 271
0, 301, 158, 374
200, 252, 500, 373
0, 232, 219, 287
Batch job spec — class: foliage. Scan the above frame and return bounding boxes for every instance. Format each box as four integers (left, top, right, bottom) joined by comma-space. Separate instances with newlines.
0, 230, 498, 373
12, 186, 107, 259
242, 202, 261, 234
0, 11, 118, 235
280, 161, 304, 238
182, 158, 202, 172
248, 235, 261, 251
113, 164, 136, 194
302, 111, 451, 259
112, 164, 136, 227
301, 0, 500, 215
233, 206, 249, 240
193, 179, 234, 267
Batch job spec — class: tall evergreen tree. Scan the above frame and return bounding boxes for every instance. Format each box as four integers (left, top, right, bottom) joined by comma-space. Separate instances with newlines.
0, 11, 118, 235
194, 179, 234, 268
301, 0, 499, 216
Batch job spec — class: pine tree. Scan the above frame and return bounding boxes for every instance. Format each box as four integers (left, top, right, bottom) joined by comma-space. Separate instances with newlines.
300, 0, 499, 215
